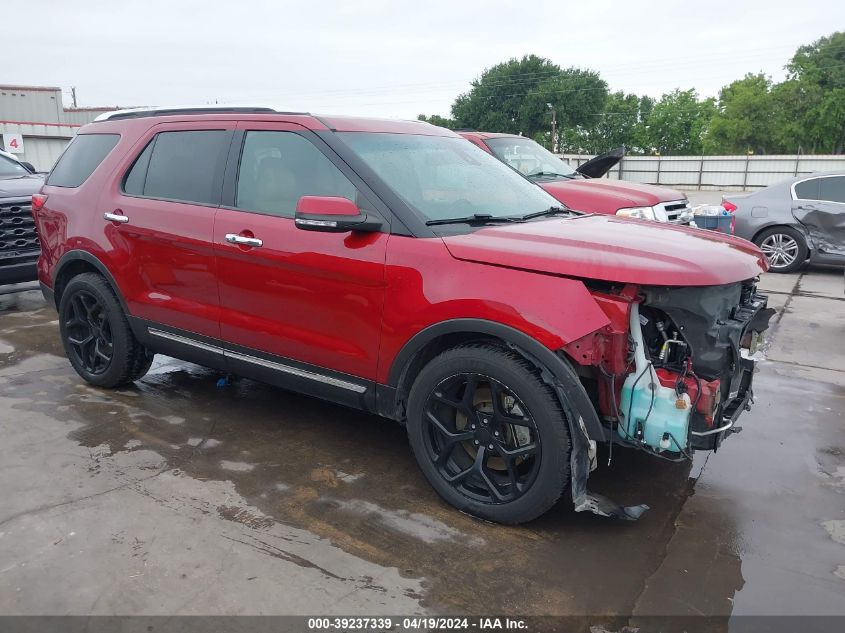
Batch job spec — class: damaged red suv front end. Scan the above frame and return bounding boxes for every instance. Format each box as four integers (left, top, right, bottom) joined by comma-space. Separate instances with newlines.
563, 278, 774, 457
443, 214, 775, 462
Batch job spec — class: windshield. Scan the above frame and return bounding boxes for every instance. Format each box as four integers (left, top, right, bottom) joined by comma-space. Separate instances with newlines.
337, 132, 560, 222
485, 137, 578, 179
0, 154, 28, 178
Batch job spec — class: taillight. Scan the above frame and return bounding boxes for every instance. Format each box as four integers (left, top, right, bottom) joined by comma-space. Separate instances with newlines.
722, 200, 737, 234
31, 194, 48, 212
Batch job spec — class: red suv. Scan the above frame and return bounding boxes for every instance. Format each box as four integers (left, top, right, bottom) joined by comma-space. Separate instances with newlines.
460, 132, 694, 224
33, 107, 774, 524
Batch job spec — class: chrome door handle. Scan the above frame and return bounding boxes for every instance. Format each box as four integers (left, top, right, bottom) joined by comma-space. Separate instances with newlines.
103, 212, 129, 224
225, 233, 263, 247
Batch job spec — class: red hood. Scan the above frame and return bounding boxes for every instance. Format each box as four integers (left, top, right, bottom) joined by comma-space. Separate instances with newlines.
539, 179, 685, 214
441, 215, 767, 286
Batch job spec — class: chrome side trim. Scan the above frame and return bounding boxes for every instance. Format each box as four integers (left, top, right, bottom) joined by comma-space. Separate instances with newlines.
148, 328, 225, 354
690, 419, 734, 437
225, 350, 367, 393
148, 328, 367, 393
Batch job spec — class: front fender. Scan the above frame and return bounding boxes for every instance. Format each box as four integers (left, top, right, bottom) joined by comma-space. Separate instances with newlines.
378, 236, 611, 385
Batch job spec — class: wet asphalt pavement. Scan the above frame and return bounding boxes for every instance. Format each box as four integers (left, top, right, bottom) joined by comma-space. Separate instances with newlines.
0, 266, 843, 627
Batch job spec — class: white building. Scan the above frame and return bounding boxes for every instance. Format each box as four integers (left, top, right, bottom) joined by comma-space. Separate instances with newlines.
0, 85, 118, 171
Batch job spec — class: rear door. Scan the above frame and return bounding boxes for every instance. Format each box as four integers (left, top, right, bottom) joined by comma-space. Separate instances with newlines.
100, 121, 235, 340
792, 175, 845, 259
212, 121, 389, 397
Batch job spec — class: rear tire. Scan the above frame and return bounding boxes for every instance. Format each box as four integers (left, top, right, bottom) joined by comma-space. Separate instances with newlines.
406, 344, 571, 524
754, 226, 807, 273
58, 273, 153, 388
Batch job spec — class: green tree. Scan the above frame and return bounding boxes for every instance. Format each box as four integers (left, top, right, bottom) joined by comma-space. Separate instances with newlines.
783, 31, 845, 153
451, 55, 608, 146
560, 91, 654, 154
704, 73, 780, 154
417, 114, 457, 129
642, 89, 716, 154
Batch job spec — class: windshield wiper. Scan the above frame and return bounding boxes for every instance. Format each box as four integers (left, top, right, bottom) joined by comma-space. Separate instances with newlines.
526, 171, 574, 179
426, 214, 523, 226
520, 206, 577, 220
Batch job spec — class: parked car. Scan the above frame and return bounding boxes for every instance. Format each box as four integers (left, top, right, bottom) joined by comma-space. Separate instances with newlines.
724, 172, 845, 273
459, 132, 694, 224
1, 149, 43, 285
33, 107, 774, 524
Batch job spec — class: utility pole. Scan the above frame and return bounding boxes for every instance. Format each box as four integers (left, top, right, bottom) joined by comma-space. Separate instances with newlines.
547, 103, 557, 153
71, 87, 77, 108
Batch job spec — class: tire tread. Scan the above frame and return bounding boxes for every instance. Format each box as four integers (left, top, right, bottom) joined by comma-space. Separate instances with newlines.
407, 342, 572, 524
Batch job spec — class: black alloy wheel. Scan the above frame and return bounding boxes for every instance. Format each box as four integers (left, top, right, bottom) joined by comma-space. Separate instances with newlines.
64, 289, 114, 375
423, 373, 541, 504
58, 272, 154, 388
406, 344, 572, 524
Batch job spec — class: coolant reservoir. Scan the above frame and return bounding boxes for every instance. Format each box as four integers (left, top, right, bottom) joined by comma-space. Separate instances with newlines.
617, 303, 692, 453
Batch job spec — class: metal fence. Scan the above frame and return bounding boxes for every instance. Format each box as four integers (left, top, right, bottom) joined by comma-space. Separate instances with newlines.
561, 153, 845, 191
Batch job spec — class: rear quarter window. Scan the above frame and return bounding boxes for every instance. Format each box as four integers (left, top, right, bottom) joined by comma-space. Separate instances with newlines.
46, 134, 120, 188
794, 178, 820, 200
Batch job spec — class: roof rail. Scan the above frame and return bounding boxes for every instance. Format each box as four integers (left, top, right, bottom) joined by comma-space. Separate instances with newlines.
94, 105, 309, 122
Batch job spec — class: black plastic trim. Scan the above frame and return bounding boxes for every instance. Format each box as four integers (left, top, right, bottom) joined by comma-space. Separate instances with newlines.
0, 260, 37, 285
387, 318, 606, 441
100, 107, 291, 121
131, 318, 377, 413
52, 250, 129, 312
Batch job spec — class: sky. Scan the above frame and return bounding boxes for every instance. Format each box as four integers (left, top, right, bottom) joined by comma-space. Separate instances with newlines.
4, 0, 844, 118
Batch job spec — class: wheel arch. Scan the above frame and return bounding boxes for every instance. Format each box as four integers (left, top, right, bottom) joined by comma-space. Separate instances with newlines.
385, 318, 606, 442
52, 250, 129, 313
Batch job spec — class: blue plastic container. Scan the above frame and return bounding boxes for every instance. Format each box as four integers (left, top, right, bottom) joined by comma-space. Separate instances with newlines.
695, 214, 733, 233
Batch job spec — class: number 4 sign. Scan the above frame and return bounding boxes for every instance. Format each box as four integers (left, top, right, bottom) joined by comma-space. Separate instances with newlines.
2, 133, 25, 154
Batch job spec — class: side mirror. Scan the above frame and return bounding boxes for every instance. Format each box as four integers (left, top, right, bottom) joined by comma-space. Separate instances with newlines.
20, 161, 37, 173
294, 196, 382, 233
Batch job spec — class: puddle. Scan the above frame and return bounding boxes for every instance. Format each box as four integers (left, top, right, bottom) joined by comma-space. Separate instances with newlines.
220, 460, 256, 472
330, 498, 484, 546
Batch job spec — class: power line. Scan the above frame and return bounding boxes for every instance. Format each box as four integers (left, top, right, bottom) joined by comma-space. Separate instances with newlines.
233, 43, 845, 103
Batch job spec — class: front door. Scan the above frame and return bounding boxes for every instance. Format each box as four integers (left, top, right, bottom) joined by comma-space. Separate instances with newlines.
213, 123, 389, 388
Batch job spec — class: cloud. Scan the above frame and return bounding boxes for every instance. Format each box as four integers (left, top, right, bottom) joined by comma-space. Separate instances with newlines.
6, 0, 843, 118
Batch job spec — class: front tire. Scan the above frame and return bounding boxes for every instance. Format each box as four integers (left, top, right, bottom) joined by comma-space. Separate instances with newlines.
406, 344, 571, 524
754, 226, 807, 273
58, 273, 153, 388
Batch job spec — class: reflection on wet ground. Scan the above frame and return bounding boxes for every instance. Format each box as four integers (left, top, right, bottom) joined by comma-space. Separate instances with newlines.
1, 269, 844, 625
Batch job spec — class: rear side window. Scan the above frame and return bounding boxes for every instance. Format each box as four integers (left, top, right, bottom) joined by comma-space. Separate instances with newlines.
47, 134, 120, 187
794, 178, 820, 200
818, 176, 845, 204
123, 130, 230, 205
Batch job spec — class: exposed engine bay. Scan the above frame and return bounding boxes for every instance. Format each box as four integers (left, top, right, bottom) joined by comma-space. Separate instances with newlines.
566, 278, 776, 460
557, 277, 775, 521
616, 279, 775, 458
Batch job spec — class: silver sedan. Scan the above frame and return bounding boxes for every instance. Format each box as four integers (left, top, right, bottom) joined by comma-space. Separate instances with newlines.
724, 172, 845, 273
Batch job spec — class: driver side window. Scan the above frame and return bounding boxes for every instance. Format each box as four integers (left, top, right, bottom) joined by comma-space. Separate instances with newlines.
235, 131, 357, 218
